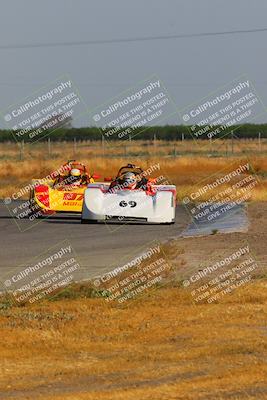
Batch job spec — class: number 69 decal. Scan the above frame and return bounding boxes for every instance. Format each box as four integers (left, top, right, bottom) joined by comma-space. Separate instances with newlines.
119, 200, 137, 207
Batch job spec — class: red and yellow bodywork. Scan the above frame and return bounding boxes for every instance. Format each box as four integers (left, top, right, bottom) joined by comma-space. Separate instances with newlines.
30, 180, 87, 214
29, 161, 99, 215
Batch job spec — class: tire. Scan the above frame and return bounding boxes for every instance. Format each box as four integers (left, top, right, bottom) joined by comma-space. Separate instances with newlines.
160, 220, 175, 225
81, 219, 96, 224
28, 193, 40, 219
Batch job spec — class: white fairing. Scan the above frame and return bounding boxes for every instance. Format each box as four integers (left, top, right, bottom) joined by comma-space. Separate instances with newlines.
82, 183, 176, 223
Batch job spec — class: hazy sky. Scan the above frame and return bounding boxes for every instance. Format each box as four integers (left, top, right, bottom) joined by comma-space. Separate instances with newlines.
0, 0, 267, 127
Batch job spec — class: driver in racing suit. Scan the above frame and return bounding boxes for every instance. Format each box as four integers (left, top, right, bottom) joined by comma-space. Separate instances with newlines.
109, 171, 156, 195
109, 172, 137, 192
54, 168, 89, 188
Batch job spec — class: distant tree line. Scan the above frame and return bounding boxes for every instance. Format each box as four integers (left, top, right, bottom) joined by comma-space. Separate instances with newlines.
0, 124, 267, 142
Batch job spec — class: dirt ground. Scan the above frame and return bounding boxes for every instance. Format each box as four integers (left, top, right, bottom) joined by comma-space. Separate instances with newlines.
0, 201, 266, 399
171, 201, 267, 281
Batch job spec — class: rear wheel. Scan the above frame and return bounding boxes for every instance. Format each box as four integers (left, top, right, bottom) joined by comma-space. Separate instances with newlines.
28, 192, 40, 219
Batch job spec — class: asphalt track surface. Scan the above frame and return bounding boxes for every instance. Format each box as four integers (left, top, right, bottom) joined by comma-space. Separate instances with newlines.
0, 201, 189, 282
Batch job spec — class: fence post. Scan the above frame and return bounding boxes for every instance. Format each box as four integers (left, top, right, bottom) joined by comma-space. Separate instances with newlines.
231, 131, 234, 154
209, 136, 212, 154
20, 140, 24, 160
102, 135, 105, 157
258, 132, 261, 152
48, 137, 51, 157
73, 137, 77, 156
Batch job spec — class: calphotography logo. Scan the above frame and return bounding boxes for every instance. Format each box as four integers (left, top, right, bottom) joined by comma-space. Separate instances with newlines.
92, 242, 173, 305
1, 74, 87, 143
89, 74, 178, 143
178, 75, 267, 142
181, 159, 260, 237
181, 242, 261, 304
1, 241, 80, 305
3, 161, 82, 232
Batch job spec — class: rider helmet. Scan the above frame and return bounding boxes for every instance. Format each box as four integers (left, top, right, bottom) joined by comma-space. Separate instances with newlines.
70, 168, 82, 183
122, 172, 137, 189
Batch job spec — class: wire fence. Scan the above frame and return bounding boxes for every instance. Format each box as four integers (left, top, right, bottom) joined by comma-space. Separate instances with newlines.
1, 136, 267, 161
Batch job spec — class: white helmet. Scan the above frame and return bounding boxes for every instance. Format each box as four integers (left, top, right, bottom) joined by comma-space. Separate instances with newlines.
70, 168, 81, 177
122, 172, 137, 189
69, 168, 81, 184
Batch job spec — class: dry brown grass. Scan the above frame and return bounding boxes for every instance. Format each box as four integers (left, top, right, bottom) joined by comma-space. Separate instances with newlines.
0, 279, 266, 399
1, 140, 267, 201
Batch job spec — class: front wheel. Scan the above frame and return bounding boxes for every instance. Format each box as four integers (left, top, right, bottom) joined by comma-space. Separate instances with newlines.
160, 220, 175, 225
